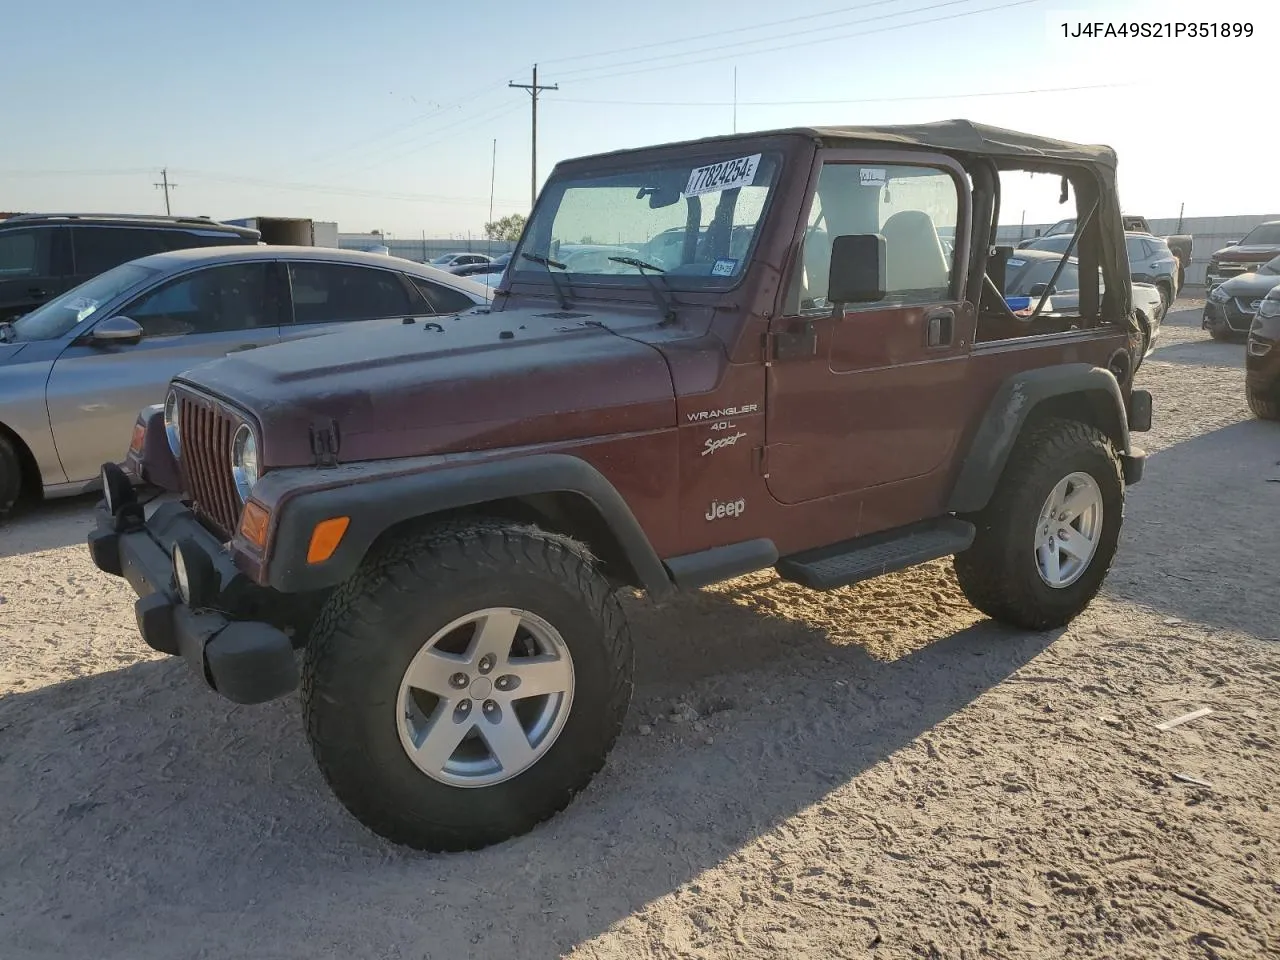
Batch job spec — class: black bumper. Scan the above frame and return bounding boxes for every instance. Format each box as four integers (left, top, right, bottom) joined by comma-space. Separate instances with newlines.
1202, 300, 1254, 334
88, 500, 297, 705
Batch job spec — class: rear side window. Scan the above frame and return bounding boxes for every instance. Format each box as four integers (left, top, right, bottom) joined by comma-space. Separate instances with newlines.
410, 276, 476, 314
287, 262, 415, 324
0, 228, 50, 277
72, 227, 168, 275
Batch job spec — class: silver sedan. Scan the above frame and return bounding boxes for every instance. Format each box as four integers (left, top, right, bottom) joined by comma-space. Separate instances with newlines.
0, 245, 491, 516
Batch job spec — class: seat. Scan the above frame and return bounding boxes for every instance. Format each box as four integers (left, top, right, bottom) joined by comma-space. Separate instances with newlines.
881, 210, 950, 295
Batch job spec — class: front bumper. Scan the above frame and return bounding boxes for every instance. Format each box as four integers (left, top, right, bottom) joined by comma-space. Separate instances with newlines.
88, 498, 297, 705
1202, 299, 1255, 334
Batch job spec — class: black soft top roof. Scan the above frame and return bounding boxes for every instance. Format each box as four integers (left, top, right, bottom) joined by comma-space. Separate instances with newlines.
572, 119, 1116, 170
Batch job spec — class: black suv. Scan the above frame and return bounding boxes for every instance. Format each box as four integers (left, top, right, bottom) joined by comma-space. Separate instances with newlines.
0, 213, 260, 322
1246, 285, 1280, 419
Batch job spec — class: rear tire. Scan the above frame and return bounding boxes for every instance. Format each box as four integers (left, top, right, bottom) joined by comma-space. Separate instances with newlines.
301, 519, 634, 852
0, 434, 23, 519
954, 419, 1124, 631
1247, 382, 1280, 421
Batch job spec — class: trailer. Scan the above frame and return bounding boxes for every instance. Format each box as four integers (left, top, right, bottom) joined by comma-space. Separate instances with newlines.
222, 217, 339, 247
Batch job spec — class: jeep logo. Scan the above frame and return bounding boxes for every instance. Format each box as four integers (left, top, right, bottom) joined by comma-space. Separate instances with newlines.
705, 498, 746, 521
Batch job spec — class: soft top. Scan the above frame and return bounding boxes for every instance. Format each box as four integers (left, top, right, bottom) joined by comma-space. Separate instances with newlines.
573, 119, 1117, 170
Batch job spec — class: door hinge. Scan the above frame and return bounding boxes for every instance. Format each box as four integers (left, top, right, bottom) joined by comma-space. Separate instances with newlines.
755, 444, 772, 479
764, 321, 818, 364
309, 419, 342, 468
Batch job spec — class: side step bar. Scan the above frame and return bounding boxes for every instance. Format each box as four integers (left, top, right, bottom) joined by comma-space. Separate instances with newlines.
775, 517, 976, 591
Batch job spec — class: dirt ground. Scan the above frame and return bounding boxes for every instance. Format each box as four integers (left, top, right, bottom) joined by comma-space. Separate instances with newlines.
1, 299, 1277, 960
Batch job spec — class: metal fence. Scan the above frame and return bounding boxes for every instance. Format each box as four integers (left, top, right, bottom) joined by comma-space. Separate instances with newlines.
339, 234, 516, 264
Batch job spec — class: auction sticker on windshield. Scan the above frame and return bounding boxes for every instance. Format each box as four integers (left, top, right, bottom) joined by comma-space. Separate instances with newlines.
685, 154, 761, 197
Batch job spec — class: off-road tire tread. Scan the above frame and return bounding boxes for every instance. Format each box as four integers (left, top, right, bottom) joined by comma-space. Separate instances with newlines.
0, 434, 22, 518
1246, 382, 1280, 420
953, 418, 1123, 631
301, 518, 633, 851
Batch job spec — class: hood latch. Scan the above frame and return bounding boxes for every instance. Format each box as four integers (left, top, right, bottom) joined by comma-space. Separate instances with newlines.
310, 419, 342, 468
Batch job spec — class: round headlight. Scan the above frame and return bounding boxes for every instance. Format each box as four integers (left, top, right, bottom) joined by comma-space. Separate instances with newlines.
230, 423, 259, 503
163, 389, 181, 458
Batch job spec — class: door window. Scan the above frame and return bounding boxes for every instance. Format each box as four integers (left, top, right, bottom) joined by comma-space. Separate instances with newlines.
409, 276, 477, 314
795, 161, 960, 311
119, 263, 275, 337
288, 262, 414, 324
0, 228, 49, 278
73, 227, 168, 275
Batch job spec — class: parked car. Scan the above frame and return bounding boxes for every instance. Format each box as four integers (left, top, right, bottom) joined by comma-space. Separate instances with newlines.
92, 120, 1150, 854
0, 246, 491, 516
1202, 254, 1280, 341
1017, 232, 1179, 317
1245, 285, 1280, 419
0, 213, 260, 323
1002, 248, 1164, 355
1019, 214, 1191, 289
1205, 221, 1280, 293
429, 252, 492, 269
450, 253, 511, 277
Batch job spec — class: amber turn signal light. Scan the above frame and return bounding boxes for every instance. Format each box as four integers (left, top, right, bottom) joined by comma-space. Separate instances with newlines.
239, 500, 271, 549
307, 516, 350, 564
129, 423, 146, 455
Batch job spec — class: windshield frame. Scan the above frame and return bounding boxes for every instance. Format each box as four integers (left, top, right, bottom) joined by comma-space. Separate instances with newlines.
509, 147, 786, 296
10, 261, 161, 342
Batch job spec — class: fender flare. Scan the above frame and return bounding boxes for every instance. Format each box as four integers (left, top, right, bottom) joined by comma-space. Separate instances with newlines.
255, 452, 674, 598
947, 364, 1131, 515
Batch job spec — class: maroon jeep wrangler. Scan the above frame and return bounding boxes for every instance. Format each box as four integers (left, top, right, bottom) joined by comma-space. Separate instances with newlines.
90, 121, 1151, 852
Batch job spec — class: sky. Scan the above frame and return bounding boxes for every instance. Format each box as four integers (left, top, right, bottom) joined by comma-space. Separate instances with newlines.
2, 0, 1276, 237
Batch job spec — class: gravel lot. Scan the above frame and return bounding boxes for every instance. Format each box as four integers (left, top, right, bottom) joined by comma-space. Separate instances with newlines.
1, 298, 1277, 960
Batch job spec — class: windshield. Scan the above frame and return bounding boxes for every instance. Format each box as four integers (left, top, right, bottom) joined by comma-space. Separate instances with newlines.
513, 150, 780, 284
1262, 255, 1280, 276
10, 262, 158, 341
1240, 224, 1280, 246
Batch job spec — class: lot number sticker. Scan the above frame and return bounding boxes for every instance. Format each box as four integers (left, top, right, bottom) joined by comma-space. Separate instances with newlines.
686, 154, 761, 197
859, 168, 887, 188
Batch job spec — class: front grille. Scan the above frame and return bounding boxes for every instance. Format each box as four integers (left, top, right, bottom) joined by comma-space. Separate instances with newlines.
177, 391, 243, 538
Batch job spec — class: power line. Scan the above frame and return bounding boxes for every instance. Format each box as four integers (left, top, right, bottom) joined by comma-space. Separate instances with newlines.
539, 0, 917, 67
554, 81, 1130, 108
553, 0, 1048, 85
174, 168, 525, 206
509, 64, 558, 211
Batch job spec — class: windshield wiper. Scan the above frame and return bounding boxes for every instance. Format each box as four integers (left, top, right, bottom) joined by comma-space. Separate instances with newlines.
608, 256, 678, 324
520, 252, 572, 310
0, 321, 14, 344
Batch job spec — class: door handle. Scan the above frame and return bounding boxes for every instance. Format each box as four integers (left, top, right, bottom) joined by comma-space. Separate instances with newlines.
926, 308, 955, 347
27, 287, 47, 298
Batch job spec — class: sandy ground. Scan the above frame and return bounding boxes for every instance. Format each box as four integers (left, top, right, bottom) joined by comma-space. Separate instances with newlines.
1, 299, 1277, 960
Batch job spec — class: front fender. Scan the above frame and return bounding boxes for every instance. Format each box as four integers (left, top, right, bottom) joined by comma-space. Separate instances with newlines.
245, 452, 673, 599
948, 364, 1135, 514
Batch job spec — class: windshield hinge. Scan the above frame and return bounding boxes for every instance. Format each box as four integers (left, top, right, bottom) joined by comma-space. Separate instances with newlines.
309, 419, 341, 468
755, 444, 772, 479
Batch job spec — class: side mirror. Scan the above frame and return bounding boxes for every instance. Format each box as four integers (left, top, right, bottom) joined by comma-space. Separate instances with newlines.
1029, 283, 1050, 297
1226, 240, 1240, 247
827, 234, 885, 309
89, 316, 144, 345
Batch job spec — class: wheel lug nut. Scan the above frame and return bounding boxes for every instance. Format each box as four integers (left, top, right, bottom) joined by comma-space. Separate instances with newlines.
495, 676, 511, 690
478, 655, 495, 674
483, 700, 497, 713
449, 672, 468, 688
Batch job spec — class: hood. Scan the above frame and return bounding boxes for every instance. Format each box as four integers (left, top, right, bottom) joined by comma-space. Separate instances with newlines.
180, 307, 677, 467
1215, 272, 1280, 298
1211, 244, 1280, 262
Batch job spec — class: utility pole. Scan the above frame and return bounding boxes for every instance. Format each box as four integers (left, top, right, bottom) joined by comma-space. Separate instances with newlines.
510, 65, 557, 211
153, 168, 177, 215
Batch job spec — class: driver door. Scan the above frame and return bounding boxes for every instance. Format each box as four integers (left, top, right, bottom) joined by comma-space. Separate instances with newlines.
45, 260, 285, 483
764, 152, 976, 530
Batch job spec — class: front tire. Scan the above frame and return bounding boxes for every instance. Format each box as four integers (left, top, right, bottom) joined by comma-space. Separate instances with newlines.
0, 434, 23, 519
302, 519, 634, 851
1247, 381, 1280, 421
954, 419, 1124, 631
